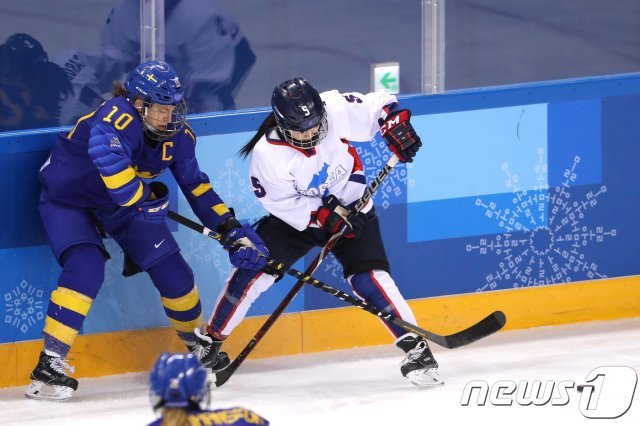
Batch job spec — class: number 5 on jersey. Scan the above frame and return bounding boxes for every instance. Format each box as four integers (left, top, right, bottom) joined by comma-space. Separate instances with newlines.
251, 176, 266, 198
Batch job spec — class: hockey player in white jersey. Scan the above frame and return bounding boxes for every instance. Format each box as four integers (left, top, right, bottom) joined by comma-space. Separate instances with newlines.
193, 78, 442, 387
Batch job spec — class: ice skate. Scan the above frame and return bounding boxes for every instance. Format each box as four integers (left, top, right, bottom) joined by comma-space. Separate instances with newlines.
25, 350, 78, 401
396, 333, 444, 387
190, 328, 230, 371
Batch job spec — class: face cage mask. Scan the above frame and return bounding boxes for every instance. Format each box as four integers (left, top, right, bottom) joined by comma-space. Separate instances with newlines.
141, 99, 187, 142
279, 114, 328, 149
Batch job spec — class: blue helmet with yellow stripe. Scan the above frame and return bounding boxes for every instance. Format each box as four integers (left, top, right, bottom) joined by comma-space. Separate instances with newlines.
125, 60, 187, 141
149, 352, 208, 410
125, 60, 184, 105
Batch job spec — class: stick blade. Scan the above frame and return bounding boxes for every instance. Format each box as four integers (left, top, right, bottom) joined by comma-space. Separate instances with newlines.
442, 310, 507, 349
211, 363, 236, 388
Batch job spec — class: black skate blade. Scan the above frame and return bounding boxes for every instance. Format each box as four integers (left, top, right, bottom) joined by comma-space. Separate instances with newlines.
435, 310, 506, 349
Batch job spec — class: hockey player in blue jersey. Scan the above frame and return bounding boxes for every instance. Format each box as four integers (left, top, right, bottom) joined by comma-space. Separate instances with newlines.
25, 60, 268, 401
148, 352, 269, 426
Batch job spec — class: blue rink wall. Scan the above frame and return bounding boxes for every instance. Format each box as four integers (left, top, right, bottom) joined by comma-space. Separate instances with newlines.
1, 74, 640, 386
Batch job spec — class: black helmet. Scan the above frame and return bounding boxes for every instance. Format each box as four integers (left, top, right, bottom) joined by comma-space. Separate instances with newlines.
0, 33, 48, 79
271, 78, 328, 149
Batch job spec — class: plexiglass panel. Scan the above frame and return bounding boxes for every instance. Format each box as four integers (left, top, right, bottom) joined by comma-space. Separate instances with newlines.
223, 0, 423, 109
446, 0, 640, 90
4, 0, 636, 130
0, 0, 120, 131
1, 0, 425, 129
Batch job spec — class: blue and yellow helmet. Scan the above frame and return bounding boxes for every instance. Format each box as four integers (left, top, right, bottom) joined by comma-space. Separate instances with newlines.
125, 60, 187, 140
149, 352, 208, 409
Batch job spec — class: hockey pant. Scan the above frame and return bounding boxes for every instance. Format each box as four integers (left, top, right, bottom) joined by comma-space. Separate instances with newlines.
43, 248, 203, 358
207, 213, 418, 340
207, 268, 416, 339
40, 196, 203, 356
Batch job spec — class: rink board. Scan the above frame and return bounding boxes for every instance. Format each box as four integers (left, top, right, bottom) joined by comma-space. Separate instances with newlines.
1, 275, 639, 387
2, 73, 640, 387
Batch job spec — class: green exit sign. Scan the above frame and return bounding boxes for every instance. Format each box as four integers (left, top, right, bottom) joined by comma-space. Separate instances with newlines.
371, 62, 399, 94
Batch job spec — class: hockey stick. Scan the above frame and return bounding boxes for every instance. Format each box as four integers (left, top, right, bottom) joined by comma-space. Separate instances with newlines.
169, 209, 506, 350
182, 154, 399, 387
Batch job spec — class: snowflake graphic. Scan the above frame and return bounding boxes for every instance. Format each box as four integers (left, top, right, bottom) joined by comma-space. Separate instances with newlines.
212, 158, 266, 224
321, 253, 344, 280
180, 212, 232, 284
467, 151, 616, 291
355, 137, 415, 210
174, 157, 267, 283
4, 280, 44, 333
179, 152, 312, 282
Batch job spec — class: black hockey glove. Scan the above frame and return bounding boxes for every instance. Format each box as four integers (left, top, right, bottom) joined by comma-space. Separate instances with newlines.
345, 211, 367, 239
379, 109, 422, 163
317, 194, 358, 237
135, 181, 169, 223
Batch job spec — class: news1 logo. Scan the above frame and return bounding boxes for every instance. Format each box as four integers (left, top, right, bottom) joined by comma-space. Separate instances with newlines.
460, 366, 637, 419
578, 366, 637, 419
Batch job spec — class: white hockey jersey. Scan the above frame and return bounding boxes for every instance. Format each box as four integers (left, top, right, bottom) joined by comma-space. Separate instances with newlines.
249, 90, 397, 231
53, 50, 106, 126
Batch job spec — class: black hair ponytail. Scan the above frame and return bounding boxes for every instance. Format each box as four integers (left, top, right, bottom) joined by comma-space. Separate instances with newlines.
239, 112, 277, 158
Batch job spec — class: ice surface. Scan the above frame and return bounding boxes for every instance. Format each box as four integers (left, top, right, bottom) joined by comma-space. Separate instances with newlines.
1, 318, 639, 426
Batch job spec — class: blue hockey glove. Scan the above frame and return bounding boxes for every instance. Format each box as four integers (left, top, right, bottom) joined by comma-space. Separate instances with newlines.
135, 181, 169, 223
218, 217, 269, 270
379, 109, 422, 163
